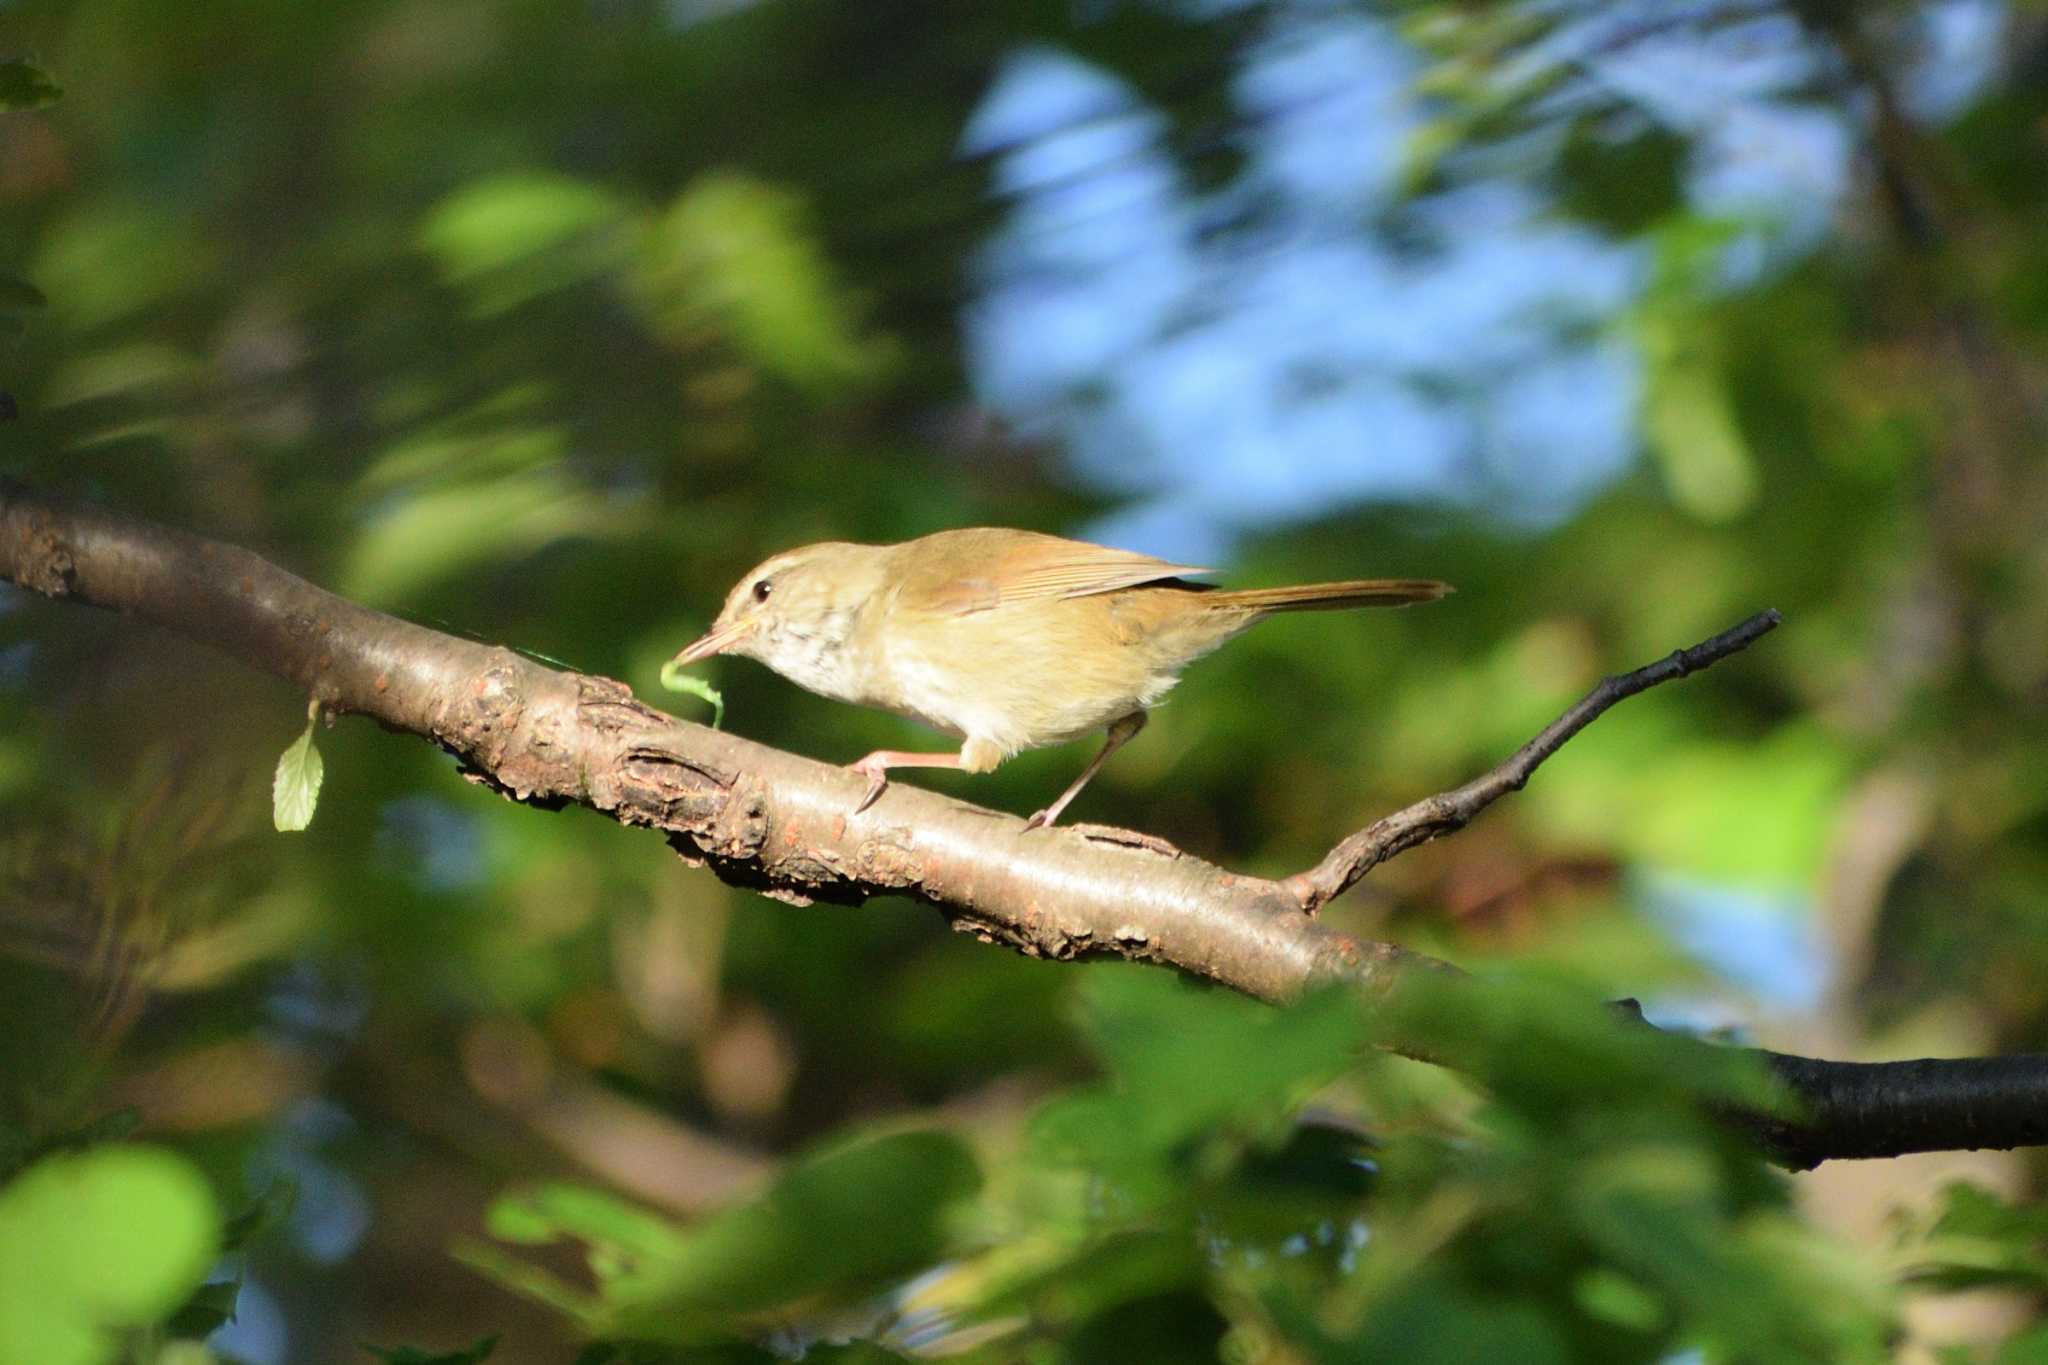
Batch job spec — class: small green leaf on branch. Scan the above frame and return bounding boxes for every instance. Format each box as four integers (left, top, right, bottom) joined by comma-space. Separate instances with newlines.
273, 699, 325, 832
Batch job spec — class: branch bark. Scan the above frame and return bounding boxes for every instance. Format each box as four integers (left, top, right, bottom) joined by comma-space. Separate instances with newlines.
4, 479, 2045, 1169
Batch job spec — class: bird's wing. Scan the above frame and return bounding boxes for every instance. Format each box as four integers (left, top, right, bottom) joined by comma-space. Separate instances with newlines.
902, 530, 1213, 617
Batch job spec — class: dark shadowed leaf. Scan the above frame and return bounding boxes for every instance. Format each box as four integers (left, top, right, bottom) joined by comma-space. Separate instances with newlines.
165, 1279, 242, 1339
0, 275, 45, 311
365, 1336, 498, 1365
0, 61, 60, 111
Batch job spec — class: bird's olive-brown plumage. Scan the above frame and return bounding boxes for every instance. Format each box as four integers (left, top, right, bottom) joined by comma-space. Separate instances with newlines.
674, 528, 1449, 825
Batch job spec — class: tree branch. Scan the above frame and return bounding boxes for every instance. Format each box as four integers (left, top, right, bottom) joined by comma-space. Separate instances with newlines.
5, 479, 2046, 1169
0, 478, 1402, 1003
1288, 610, 1783, 912
1757, 1048, 2048, 1170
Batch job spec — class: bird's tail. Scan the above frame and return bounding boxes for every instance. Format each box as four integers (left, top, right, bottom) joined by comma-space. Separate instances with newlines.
1206, 579, 1452, 613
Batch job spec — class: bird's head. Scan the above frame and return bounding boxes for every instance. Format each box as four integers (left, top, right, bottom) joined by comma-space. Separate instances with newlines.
670, 541, 887, 688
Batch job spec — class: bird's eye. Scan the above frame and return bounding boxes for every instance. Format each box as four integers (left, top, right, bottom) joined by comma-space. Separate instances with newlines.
751, 578, 773, 603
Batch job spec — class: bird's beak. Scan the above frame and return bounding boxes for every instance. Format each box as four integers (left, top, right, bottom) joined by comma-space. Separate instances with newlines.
671, 620, 751, 666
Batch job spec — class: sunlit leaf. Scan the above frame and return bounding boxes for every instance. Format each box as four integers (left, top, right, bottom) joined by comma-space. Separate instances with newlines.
273, 710, 324, 832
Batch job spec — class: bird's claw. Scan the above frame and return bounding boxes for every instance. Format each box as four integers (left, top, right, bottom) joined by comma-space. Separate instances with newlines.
849, 761, 889, 815
1022, 808, 1053, 831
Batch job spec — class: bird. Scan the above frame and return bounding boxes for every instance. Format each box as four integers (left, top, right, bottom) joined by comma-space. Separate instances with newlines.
671, 527, 1450, 827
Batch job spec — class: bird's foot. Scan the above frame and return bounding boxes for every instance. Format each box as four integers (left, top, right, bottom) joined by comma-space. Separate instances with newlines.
847, 757, 891, 814
1022, 796, 1080, 830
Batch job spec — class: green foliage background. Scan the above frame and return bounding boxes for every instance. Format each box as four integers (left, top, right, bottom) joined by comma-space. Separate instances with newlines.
2, 1, 2047, 1361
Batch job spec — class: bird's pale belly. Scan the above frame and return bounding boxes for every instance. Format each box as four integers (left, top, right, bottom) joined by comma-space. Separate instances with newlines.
875, 614, 1179, 757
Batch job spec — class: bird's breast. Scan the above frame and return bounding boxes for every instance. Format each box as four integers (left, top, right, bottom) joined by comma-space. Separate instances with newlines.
752, 605, 874, 706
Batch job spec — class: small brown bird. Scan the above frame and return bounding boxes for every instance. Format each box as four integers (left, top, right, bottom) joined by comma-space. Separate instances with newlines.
673, 528, 1449, 826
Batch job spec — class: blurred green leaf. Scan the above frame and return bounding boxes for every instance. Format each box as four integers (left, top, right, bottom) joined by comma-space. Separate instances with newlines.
485, 1183, 686, 1260
356, 411, 561, 495
421, 173, 627, 315
1531, 717, 1850, 888
633, 173, 894, 392
341, 466, 606, 604
1382, 966, 1775, 1117
31, 202, 214, 330
1900, 1182, 2048, 1294
1639, 311, 1756, 523
42, 342, 197, 406
484, 1131, 979, 1332
423, 174, 624, 277
628, 1130, 978, 1318
1033, 970, 1368, 1173
0, 1146, 221, 1365
1573, 1268, 1664, 1332
1005, 969, 1373, 1285
1344, 1276, 1574, 1365
1099, 969, 1365, 1107
956, 1227, 1204, 1334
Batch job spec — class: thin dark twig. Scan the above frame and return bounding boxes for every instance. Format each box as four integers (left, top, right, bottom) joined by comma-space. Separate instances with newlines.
1288, 609, 1784, 912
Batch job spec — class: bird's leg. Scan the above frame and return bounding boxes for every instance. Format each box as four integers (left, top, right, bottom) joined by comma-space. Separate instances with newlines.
1025, 711, 1147, 830
847, 738, 1004, 815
